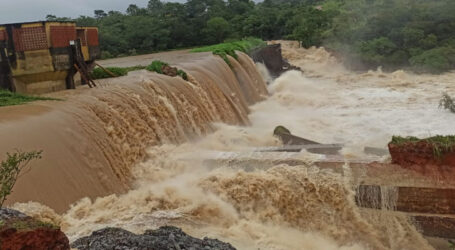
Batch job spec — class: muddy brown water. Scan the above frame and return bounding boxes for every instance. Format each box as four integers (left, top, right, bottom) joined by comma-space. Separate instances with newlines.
2, 44, 455, 249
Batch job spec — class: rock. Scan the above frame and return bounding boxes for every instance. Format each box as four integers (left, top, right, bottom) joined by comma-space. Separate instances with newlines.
0, 208, 69, 250
161, 65, 178, 77
72, 226, 236, 250
249, 44, 301, 80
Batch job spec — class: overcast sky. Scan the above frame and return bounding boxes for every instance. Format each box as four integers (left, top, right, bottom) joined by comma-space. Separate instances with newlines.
0, 0, 160, 24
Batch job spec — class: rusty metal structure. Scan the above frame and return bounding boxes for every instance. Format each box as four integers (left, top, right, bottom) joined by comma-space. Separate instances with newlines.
0, 21, 100, 94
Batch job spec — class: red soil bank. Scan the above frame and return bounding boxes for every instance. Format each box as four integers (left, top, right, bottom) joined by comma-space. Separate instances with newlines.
0, 209, 69, 250
388, 141, 455, 175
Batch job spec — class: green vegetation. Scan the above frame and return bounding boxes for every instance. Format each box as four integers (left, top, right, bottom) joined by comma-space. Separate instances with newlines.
10, 220, 58, 231
145, 60, 168, 74
440, 93, 455, 113
322, 0, 455, 73
449, 240, 455, 250
177, 70, 188, 81
90, 61, 189, 80
191, 38, 266, 65
91, 65, 146, 79
146, 60, 189, 81
0, 90, 58, 107
47, 0, 455, 73
0, 150, 42, 207
391, 135, 455, 158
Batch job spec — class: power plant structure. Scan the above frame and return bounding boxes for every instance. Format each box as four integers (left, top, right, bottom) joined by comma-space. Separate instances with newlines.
0, 21, 100, 94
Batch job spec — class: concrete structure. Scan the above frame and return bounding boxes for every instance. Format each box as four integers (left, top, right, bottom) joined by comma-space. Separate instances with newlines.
0, 21, 100, 94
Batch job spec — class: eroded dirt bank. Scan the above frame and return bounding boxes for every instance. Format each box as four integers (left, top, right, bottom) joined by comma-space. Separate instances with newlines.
0, 51, 267, 212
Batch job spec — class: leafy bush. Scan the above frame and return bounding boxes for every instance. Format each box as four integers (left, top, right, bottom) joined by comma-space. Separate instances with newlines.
145, 60, 169, 74
0, 151, 42, 207
191, 38, 266, 65
177, 69, 188, 81
100, 51, 114, 59
0, 90, 58, 107
146, 61, 188, 81
440, 93, 455, 113
410, 47, 455, 73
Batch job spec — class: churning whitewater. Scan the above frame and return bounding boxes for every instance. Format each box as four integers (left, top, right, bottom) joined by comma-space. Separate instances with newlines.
13, 41, 455, 249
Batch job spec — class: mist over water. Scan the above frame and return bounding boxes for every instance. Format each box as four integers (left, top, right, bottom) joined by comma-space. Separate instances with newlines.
12, 42, 455, 249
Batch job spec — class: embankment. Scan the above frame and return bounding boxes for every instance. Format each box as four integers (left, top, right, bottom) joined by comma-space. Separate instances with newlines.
0, 51, 268, 212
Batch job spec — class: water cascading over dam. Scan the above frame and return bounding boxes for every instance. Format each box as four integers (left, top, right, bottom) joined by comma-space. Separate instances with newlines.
0, 52, 267, 212
4, 43, 455, 249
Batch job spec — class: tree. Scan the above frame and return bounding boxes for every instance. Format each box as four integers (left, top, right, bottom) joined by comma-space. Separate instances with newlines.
94, 10, 107, 19
0, 150, 42, 207
127, 4, 147, 16
204, 17, 231, 43
148, 0, 164, 16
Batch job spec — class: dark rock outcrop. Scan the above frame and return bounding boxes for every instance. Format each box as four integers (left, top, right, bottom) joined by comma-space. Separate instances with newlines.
72, 226, 236, 250
249, 44, 301, 80
0, 208, 69, 250
161, 65, 178, 77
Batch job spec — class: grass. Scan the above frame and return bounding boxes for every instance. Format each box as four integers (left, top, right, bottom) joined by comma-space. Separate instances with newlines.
440, 93, 455, 113
391, 135, 455, 158
91, 61, 189, 81
8, 219, 59, 231
0, 89, 59, 107
91, 65, 147, 79
191, 38, 266, 66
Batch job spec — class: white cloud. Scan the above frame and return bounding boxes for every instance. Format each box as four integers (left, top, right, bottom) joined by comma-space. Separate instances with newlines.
0, 0, 152, 24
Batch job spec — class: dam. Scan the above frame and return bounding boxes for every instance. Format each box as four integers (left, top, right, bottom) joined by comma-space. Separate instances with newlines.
1, 41, 455, 249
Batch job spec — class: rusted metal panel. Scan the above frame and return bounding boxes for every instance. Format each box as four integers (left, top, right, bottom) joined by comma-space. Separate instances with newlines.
86, 28, 99, 46
12, 26, 48, 52
356, 185, 455, 214
0, 30, 7, 41
76, 29, 87, 46
50, 26, 76, 48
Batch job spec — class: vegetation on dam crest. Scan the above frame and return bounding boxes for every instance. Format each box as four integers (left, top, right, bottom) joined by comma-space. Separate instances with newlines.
0, 90, 59, 107
191, 38, 266, 65
91, 60, 189, 81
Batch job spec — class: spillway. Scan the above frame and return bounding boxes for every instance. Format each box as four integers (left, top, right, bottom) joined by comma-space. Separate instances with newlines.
0, 51, 267, 212
3, 43, 455, 249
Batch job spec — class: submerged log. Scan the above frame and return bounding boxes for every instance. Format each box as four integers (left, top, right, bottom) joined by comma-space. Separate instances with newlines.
273, 126, 342, 155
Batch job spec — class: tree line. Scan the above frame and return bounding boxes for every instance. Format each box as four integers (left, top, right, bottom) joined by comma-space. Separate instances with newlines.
47, 0, 455, 73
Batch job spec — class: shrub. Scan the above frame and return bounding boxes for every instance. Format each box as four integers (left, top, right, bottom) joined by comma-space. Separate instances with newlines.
100, 51, 114, 59
440, 93, 455, 113
191, 38, 266, 65
146, 61, 188, 81
410, 47, 455, 73
145, 60, 168, 74
177, 69, 188, 81
0, 151, 42, 207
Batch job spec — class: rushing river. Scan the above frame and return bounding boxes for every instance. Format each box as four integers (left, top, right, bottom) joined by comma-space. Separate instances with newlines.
12, 41, 455, 249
